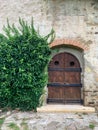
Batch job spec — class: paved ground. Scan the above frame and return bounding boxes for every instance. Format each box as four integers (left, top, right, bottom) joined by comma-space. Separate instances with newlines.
0, 110, 98, 130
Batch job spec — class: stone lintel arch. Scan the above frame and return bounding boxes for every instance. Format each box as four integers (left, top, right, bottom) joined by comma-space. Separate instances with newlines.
50, 39, 89, 51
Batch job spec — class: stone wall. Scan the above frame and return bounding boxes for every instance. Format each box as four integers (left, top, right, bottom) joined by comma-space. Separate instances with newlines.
0, 0, 98, 106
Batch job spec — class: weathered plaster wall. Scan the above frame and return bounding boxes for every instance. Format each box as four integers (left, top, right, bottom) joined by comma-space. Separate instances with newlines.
0, 0, 98, 106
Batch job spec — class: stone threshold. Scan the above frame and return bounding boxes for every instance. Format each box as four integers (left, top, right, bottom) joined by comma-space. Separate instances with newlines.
37, 104, 95, 113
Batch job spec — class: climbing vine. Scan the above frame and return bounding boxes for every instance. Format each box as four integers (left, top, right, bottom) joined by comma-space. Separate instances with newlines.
0, 18, 55, 111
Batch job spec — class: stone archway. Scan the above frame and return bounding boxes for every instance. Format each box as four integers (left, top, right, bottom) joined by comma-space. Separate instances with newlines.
50, 38, 89, 51
45, 38, 86, 105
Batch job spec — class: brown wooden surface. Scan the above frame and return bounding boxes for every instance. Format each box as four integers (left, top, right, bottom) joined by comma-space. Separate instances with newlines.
48, 52, 82, 104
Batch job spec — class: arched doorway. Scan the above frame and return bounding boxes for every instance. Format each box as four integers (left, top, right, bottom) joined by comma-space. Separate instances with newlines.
47, 52, 82, 104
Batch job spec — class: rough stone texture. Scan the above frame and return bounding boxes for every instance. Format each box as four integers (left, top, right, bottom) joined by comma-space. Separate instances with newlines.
1, 111, 98, 130
0, 0, 98, 106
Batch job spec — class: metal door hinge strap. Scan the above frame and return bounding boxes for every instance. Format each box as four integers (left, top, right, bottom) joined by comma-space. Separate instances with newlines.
47, 83, 82, 87
47, 98, 83, 104
48, 67, 82, 72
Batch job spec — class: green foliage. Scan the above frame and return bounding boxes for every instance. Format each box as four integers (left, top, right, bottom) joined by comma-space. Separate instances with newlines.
8, 122, 20, 130
0, 18, 55, 111
89, 123, 95, 130
0, 118, 5, 128
21, 121, 29, 130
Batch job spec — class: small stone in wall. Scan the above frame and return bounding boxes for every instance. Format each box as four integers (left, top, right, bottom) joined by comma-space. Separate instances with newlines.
86, 15, 98, 25
95, 32, 98, 34
95, 77, 98, 82
94, 5, 98, 10
95, 101, 98, 113
85, 67, 92, 73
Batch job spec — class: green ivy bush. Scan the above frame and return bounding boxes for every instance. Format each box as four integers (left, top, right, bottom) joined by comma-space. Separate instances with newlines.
0, 18, 55, 111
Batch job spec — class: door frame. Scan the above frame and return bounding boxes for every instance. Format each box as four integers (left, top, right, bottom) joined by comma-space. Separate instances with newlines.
47, 46, 84, 104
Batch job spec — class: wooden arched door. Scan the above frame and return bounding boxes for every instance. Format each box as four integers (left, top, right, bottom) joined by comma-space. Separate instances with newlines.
47, 52, 82, 104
